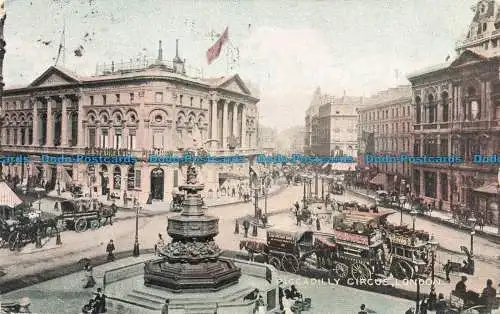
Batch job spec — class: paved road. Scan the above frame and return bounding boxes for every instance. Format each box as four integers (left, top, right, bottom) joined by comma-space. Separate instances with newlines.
0, 254, 413, 314
343, 190, 500, 261
0, 185, 300, 282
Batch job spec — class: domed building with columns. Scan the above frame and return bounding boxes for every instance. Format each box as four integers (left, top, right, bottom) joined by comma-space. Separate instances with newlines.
0, 41, 259, 203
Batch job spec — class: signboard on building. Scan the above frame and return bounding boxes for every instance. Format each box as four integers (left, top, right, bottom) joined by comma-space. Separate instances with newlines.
331, 229, 369, 245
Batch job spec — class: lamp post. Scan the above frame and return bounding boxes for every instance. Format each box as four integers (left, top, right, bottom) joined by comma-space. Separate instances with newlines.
400, 180, 406, 226
410, 209, 418, 232
468, 217, 476, 256
321, 175, 324, 200
252, 187, 259, 237
416, 274, 421, 313
428, 236, 439, 290
264, 185, 268, 216
302, 176, 306, 209
308, 175, 312, 200
133, 196, 140, 257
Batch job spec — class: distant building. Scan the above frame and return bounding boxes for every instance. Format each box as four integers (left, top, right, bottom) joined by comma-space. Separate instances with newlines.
275, 126, 305, 154
358, 86, 412, 191
257, 125, 277, 152
304, 88, 364, 158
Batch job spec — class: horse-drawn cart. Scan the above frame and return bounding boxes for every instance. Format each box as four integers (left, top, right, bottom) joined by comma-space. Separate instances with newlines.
58, 199, 115, 232
1, 213, 59, 251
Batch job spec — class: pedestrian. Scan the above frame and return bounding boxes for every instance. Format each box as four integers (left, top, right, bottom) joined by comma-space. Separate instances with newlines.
123, 191, 128, 207
444, 259, 452, 282
106, 239, 115, 261
481, 279, 497, 314
427, 287, 437, 311
435, 293, 446, 314
94, 288, 106, 313
83, 265, 96, 288
155, 234, 165, 256
420, 298, 428, 314
316, 217, 321, 231
161, 299, 170, 314
358, 304, 368, 314
243, 219, 250, 238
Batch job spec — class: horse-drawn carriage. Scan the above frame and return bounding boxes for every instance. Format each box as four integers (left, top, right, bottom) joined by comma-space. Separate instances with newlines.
1, 213, 58, 251
330, 182, 344, 195
58, 198, 116, 232
170, 191, 185, 212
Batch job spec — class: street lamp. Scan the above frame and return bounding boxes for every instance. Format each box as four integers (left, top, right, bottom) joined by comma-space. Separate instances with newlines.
321, 174, 325, 201
410, 209, 418, 232
468, 217, 476, 256
302, 175, 307, 209
133, 197, 140, 257
264, 185, 268, 216
252, 187, 259, 237
428, 235, 439, 290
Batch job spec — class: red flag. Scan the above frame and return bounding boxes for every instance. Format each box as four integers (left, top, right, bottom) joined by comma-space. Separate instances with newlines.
206, 27, 229, 65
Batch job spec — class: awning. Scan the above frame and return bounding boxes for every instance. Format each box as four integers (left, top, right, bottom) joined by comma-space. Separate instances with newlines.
329, 163, 357, 172
473, 183, 498, 195
0, 181, 23, 208
370, 173, 388, 186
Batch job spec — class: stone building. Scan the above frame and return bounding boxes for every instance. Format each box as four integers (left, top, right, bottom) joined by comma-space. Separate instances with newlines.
304, 88, 363, 158
358, 86, 412, 191
407, 0, 500, 225
0, 41, 259, 203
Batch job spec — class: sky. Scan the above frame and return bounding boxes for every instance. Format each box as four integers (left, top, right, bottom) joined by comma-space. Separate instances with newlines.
3, 0, 475, 130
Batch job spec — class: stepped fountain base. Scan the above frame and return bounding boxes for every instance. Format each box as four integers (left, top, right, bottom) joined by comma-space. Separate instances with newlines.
143, 257, 242, 293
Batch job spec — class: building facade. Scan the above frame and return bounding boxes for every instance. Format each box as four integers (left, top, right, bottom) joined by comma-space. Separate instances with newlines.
304, 88, 363, 158
358, 86, 412, 190
407, 0, 500, 225
0, 42, 259, 203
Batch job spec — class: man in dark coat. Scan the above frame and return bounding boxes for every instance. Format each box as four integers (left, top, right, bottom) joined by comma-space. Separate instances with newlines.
455, 276, 467, 299
93, 288, 106, 313
435, 293, 446, 314
444, 260, 452, 282
243, 220, 250, 238
481, 279, 497, 313
106, 240, 115, 261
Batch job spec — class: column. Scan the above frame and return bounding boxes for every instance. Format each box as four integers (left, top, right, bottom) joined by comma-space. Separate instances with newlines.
46, 98, 54, 147
77, 96, 84, 147
241, 104, 246, 148
17, 128, 21, 145
109, 128, 115, 149
419, 169, 424, 197
232, 103, 238, 137
32, 100, 39, 146
222, 100, 228, 149
486, 81, 492, 121
24, 127, 29, 145
210, 95, 218, 147
61, 97, 69, 147
436, 171, 441, 200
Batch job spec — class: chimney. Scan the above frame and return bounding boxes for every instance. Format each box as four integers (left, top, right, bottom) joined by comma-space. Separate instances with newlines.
158, 40, 163, 61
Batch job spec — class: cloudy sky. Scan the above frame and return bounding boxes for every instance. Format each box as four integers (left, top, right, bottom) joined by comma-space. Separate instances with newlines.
4, 0, 474, 130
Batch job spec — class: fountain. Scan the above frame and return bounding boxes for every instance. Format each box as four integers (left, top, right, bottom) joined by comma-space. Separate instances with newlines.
143, 163, 241, 292
103, 152, 281, 313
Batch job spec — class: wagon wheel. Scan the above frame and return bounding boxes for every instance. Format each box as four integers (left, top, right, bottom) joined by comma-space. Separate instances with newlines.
281, 254, 300, 273
350, 262, 372, 281
390, 260, 414, 280
334, 262, 349, 279
7, 231, 21, 251
269, 256, 282, 271
90, 219, 100, 230
75, 218, 88, 232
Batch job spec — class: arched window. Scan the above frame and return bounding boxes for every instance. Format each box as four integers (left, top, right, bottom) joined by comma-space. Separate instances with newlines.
428, 94, 435, 123
441, 91, 449, 122
127, 166, 135, 190
113, 166, 121, 190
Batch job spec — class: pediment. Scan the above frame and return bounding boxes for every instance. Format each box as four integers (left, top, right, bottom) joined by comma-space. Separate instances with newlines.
30, 66, 80, 87
218, 75, 251, 95
450, 50, 487, 67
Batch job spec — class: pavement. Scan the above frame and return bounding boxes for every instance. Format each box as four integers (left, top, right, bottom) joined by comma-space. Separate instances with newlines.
347, 187, 500, 241
46, 184, 284, 211
0, 253, 414, 314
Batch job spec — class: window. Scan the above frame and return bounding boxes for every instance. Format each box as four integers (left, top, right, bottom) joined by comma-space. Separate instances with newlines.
89, 129, 96, 148
440, 139, 448, 156
6, 129, 10, 144
153, 131, 163, 149
28, 128, 33, 145
113, 167, 121, 190
114, 129, 122, 149
128, 130, 136, 150
200, 98, 203, 108
127, 167, 135, 190
116, 94, 120, 104
190, 97, 193, 106
336, 111, 340, 114
90, 96, 94, 106
102, 95, 107, 105
21, 129, 25, 145
179, 95, 183, 105
173, 169, 179, 188
134, 170, 141, 188
101, 129, 109, 148
155, 92, 163, 103
130, 93, 135, 102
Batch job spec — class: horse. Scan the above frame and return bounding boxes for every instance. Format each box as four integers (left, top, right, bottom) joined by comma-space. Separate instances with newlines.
239, 239, 269, 262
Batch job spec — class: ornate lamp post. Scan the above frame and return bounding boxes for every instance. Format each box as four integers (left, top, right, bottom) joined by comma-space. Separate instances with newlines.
321, 174, 325, 200
400, 180, 406, 225
302, 175, 307, 209
133, 194, 141, 257
252, 186, 259, 237
428, 235, 439, 290
468, 217, 476, 256
308, 174, 313, 201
